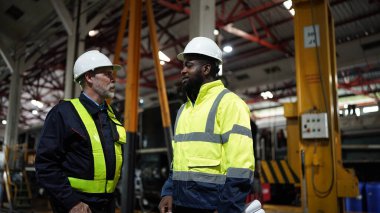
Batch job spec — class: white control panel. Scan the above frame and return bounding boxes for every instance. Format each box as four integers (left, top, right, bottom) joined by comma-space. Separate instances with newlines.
301, 113, 329, 139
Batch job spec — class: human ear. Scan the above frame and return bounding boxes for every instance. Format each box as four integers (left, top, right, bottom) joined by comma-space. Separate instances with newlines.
84, 72, 94, 84
202, 64, 211, 76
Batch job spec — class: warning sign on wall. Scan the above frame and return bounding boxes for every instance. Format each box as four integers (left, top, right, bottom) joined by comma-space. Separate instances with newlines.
304, 25, 320, 48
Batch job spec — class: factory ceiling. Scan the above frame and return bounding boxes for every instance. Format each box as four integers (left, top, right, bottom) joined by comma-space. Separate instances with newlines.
0, 0, 379, 130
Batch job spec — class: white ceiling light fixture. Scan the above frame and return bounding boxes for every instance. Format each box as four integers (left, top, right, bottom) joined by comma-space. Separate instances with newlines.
158, 50, 170, 62
289, 9, 295, 16
283, 0, 295, 16
363, 105, 379, 113
260, 91, 274, 100
223, 45, 233, 53
31, 99, 44, 108
88, 29, 99, 37
283, 0, 292, 10
2, 120, 6, 125
214, 29, 219, 36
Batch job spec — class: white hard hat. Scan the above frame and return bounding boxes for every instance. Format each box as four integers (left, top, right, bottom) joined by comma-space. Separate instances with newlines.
73, 50, 121, 82
177, 37, 223, 64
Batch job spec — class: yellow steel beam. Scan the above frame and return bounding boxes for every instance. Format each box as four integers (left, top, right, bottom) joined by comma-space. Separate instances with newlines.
113, 0, 129, 66
123, 1, 142, 211
146, 0, 171, 128
145, 0, 173, 160
124, 0, 142, 131
293, 0, 358, 212
108, 0, 129, 105
283, 102, 301, 180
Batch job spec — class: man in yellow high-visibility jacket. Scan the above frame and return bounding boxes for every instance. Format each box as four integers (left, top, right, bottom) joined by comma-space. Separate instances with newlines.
159, 37, 255, 213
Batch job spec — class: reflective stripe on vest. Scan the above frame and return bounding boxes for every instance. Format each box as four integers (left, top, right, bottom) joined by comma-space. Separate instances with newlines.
68, 99, 126, 193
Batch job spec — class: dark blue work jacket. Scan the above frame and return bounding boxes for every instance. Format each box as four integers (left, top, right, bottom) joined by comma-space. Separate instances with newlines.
35, 93, 123, 211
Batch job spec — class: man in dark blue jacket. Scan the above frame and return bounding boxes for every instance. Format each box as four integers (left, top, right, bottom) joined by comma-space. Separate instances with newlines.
35, 50, 126, 213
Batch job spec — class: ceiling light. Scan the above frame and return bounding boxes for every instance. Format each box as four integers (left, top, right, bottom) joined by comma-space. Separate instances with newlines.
363, 105, 379, 113
289, 8, 295, 16
2, 120, 6, 125
214, 29, 219, 36
223, 45, 233, 53
283, 0, 292, 10
260, 91, 273, 99
158, 51, 170, 62
31, 99, 44, 108
88, 29, 99, 37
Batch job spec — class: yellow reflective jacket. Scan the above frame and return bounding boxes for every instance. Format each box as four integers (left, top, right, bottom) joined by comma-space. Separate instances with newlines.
163, 80, 255, 212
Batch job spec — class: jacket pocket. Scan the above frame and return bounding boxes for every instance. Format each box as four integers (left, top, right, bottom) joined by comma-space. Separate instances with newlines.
187, 157, 221, 173
188, 157, 220, 167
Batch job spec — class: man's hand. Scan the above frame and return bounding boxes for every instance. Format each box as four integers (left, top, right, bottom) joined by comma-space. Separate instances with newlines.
158, 196, 173, 213
69, 202, 91, 213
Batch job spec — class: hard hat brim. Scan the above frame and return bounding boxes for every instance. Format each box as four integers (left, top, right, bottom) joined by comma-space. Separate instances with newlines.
177, 52, 185, 62
74, 64, 121, 83
111, 64, 122, 71
177, 52, 223, 64
95, 65, 122, 71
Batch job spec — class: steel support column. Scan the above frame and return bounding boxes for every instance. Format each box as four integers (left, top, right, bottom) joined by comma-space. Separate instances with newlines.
122, 0, 142, 212
293, 0, 358, 212
146, 0, 174, 163
4, 60, 24, 168
189, 0, 215, 39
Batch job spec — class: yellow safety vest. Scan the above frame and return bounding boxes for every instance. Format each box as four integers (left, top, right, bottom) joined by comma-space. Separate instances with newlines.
68, 99, 126, 193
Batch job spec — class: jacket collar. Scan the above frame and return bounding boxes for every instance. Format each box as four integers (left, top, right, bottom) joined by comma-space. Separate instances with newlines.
79, 93, 104, 115
188, 80, 224, 106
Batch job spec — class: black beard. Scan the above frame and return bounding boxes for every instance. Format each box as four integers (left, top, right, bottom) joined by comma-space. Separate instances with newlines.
182, 77, 203, 103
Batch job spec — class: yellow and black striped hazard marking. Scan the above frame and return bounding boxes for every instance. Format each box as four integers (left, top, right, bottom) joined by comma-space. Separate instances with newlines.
258, 160, 300, 184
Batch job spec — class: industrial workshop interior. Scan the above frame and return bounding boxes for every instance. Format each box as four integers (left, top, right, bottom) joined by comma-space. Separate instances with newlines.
0, 0, 379, 212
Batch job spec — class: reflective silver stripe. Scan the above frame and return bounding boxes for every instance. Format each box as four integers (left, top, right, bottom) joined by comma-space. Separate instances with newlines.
174, 132, 221, 143
174, 104, 186, 135
174, 124, 251, 143
227, 168, 254, 181
173, 171, 226, 184
221, 124, 253, 143
205, 89, 230, 132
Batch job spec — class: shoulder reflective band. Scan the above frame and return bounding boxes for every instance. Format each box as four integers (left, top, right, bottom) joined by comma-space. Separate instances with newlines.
68, 99, 123, 193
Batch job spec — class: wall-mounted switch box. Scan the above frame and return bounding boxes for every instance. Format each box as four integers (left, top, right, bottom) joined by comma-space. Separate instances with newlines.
301, 113, 329, 139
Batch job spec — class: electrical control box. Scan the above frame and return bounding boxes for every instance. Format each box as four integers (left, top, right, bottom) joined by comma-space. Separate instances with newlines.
301, 113, 329, 139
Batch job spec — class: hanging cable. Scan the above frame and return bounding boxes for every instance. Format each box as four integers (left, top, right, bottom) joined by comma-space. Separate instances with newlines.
309, 0, 335, 198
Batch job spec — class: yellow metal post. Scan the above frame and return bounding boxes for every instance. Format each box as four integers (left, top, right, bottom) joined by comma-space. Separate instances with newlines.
283, 102, 301, 182
293, 0, 358, 212
124, 0, 142, 132
145, 0, 173, 161
108, 0, 129, 105
113, 0, 129, 66
122, 0, 142, 212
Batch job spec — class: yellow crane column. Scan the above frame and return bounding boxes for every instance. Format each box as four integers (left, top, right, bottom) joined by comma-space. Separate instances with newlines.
293, 0, 358, 212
